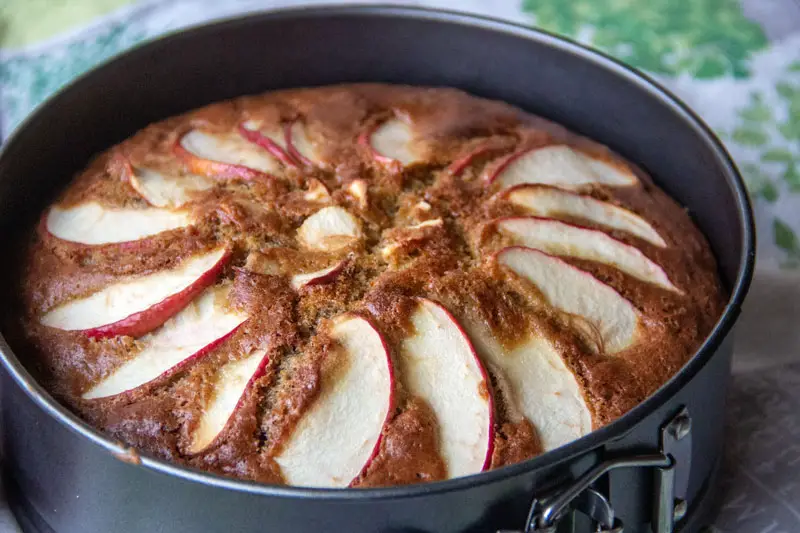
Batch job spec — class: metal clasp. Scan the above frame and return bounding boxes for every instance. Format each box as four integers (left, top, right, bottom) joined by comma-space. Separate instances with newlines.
500, 407, 692, 533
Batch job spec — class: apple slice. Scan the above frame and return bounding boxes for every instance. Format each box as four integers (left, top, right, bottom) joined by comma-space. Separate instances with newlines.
286, 121, 324, 167
407, 219, 443, 231
45, 202, 191, 245
465, 322, 592, 451
345, 179, 368, 209
290, 260, 347, 290
238, 121, 298, 167
129, 167, 214, 208
189, 346, 269, 453
82, 284, 247, 399
175, 129, 280, 180
399, 298, 494, 478
360, 117, 423, 166
506, 185, 666, 247
497, 247, 641, 354
380, 219, 444, 261
297, 206, 362, 252
496, 217, 679, 292
304, 179, 331, 203
239, 120, 323, 168
41, 247, 230, 338
276, 314, 394, 487
487, 145, 638, 190
447, 145, 494, 177
412, 200, 432, 215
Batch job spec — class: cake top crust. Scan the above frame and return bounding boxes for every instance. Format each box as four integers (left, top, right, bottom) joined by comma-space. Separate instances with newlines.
12, 84, 725, 487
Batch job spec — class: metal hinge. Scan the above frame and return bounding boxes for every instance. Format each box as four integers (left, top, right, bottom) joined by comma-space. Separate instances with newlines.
499, 407, 692, 533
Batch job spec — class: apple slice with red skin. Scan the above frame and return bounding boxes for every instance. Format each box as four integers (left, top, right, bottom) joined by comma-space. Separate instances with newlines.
275, 314, 394, 487
82, 284, 247, 399
463, 321, 592, 451
399, 298, 494, 478
129, 166, 214, 208
486, 145, 638, 190
447, 145, 495, 176
238, 121, 298, 168
297, 206, 363, 252
41, 247, 231, 338
380, 219, 444, 261
243, 252, 345, 290
505, 185, 667, 247
497, 247, 641, 354
45, 202, 192, 245
239, 120, 324, 168
290, 260, 347, 290
174, 129, 280, 181
359, 117, 424, 166
496, 217, 679, 292
286, 121, 324, 167
189, 346, 270, 453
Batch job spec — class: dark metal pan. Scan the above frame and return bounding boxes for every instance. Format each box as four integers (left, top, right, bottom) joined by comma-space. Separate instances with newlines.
0, 6, 754, 533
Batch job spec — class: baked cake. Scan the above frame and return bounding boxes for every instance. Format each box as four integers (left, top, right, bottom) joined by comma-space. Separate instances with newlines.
14, 84, 725, 487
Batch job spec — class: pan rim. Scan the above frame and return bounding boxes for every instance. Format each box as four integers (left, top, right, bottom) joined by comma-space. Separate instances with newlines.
0, 3, 755, 502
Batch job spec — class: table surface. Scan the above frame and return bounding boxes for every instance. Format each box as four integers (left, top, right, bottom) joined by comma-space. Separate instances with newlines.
1, 1, 799, 532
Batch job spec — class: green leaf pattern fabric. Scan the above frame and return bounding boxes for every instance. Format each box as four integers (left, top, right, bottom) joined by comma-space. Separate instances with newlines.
519, 0, 800, 270
523, 0, 769, 79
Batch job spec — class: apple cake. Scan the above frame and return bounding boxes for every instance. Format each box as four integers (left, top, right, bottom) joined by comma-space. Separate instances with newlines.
13, 84, 725, 487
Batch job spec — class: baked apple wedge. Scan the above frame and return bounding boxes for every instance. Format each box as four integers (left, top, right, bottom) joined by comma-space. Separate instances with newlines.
345, 179, 368, 209
129, 166, 214, 208
497, 247, 641, 354
239, 120, 323, 168
303, 179, 331, 203
45, 202, 191, 245
487, 145, 638, 190
286, 121, 324, 167
290, 260, 347, 290
380, 219, 444, 261
275, 314, 394, 487
505, 185, 666, 247
465, 322, 592, 451
238, 121, 298, 167
399, 298, 494, 478
82, 284, 247, 400
189, 346, 269, 453
447, 145, 494, 176
360, 117, 423, 166
297, 206, 362, 252
175, 129, 281, 180
41, 247, 230, 338
496, 217, 679, 292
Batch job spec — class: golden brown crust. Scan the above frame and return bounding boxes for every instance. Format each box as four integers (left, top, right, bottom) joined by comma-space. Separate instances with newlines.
490, 420, 543, 469
10, 84, 726, 486
354, 397, 448, 487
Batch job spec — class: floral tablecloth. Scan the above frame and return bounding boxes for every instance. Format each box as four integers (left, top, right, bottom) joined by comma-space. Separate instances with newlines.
1, 1, 799, 532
